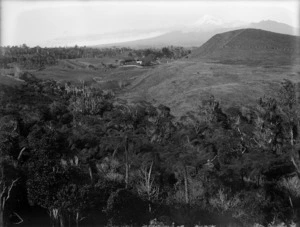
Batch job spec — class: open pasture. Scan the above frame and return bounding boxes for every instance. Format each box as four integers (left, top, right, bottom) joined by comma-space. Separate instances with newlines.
120, 60, 300, 116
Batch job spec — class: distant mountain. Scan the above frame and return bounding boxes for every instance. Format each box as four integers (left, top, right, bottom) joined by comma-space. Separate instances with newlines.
97, 30, 223, 48
247, 20, 299, 36
95, 19, 298, 48
43, 30, 166, 47
44, 16, 298, 48
191, 28, 300, 66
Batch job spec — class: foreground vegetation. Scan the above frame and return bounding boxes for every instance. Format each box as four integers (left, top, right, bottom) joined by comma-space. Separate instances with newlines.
0, 72, 300, 227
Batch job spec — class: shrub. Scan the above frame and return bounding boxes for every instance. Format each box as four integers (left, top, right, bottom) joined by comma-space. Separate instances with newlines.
105, 188, 149, 225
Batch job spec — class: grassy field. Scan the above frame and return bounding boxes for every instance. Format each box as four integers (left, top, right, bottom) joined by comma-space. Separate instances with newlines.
1, 56, 299, 117
120, 60, 300, 116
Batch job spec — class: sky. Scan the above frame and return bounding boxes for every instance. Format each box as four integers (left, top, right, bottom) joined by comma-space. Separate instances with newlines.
1, 0, 299, 47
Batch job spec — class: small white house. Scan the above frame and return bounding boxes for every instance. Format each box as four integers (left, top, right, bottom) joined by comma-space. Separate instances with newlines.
136, 60, 142, 65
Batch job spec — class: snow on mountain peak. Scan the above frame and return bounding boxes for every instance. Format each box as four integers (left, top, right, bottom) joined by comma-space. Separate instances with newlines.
193, 15, 224, 26
182, 15, 225, 32
182, 15, 248, 32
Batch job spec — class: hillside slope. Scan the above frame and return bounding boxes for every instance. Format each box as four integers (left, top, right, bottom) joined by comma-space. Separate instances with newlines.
191, 28, 300, 66
121, 60, 300, 116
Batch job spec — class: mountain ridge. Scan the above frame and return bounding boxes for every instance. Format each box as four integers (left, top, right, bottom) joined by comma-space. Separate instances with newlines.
93, 20, 299, 48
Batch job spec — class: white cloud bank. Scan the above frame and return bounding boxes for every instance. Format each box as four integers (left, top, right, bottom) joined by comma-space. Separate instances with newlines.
1, 0, 299, 46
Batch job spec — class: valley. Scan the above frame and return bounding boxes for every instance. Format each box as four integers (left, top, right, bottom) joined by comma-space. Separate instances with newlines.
3, 29, 299, 117
1, 26, 300, 227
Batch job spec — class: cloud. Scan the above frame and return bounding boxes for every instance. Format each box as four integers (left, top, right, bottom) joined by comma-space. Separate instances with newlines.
1, 0, 298, 46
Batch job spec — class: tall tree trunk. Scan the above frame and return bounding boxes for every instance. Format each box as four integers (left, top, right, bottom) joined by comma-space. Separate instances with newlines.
0, 178, 19, 227
59, 214, 65, 227
125, 136, 129, 189
291, 128, 294, 146
49, 208, 59, 227
76, 212, 79, 227
183, 165, 189, 204
50, 214, 55, 227
296, 208, 300, 227
0, 208, 4, 227
147, 162, 154, 213
88, 166, 93, 182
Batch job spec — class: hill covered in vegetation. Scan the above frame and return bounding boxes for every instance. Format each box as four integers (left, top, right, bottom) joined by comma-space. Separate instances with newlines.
191, 29, 300, 66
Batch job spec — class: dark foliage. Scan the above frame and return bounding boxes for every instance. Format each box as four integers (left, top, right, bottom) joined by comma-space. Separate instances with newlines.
0, 75, 299, 227
105, 188, 149, 225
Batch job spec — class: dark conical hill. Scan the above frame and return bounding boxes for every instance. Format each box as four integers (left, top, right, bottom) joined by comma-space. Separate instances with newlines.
191, 28, 300, 66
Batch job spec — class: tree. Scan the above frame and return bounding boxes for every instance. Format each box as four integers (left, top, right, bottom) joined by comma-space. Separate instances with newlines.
26, 126, 75, 227
162, 47, 173, 58
26, 159, 93, 227
136, 161, 159, 212
142, 54, 156, 66
275, 80, 300, 226
105, 188, 148, 226
0, 115, 22, 227
0, 165, 19, 227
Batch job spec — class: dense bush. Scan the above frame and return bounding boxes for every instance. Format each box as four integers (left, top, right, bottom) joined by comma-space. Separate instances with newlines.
105, 188, 149, 225
0, 76, 299, 227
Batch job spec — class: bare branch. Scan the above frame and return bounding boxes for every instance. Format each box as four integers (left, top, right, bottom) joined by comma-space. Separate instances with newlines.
0, 185, 7, 199
79, 217, 86, 222
291, 157, 300, 175
252, 138, 262, 148
289, 196, 294, 209
210, 155, 218, 162
17, 147, 26, 161
241, 147, 246, 154
6, 178, 19, 201
12, 212, 24, 224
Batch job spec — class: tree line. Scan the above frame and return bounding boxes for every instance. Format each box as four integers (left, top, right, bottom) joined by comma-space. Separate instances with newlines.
0, 74, 300, 227
0, 45, 191, 70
